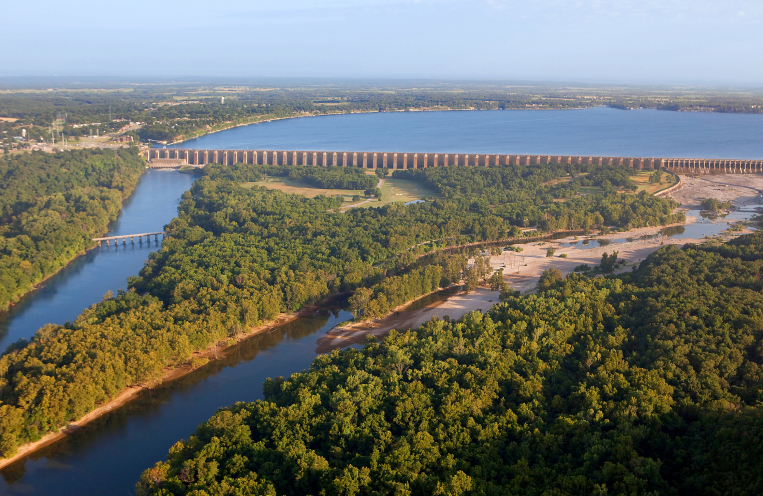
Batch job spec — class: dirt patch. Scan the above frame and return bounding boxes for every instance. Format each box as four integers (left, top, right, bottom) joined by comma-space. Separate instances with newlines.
319, 173, 763, 352
671, 174, 763, 209
316, 287, 498, 353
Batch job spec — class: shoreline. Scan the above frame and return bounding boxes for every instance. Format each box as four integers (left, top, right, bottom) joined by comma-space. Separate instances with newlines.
316, 285, 497, 353
317, 193, 761, 351
0, 170, 147, 313
0, 309, 306, 470
163, 106, 595, 147
4, 172, 760, 468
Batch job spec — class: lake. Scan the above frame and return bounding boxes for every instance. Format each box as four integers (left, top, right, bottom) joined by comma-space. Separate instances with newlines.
169, 107, 763, 159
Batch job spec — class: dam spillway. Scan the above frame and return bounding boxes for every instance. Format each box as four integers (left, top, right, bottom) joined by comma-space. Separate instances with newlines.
145, 148, 763, 174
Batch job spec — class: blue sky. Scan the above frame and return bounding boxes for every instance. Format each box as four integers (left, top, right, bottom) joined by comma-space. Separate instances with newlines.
3, 0, 761, 84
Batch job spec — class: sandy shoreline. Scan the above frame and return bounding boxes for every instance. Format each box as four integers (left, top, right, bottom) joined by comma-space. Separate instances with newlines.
4, 172, 762, 468
0, 311, 304, 470
318, 173, 763, 352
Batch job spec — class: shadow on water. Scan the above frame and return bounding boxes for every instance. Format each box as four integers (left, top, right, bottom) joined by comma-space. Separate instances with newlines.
659, 225, 686, 237
0, 302, 353, 495
556, 208, 758, 251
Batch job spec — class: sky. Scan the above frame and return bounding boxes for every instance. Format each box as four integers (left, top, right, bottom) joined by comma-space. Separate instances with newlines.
3, 0, 762, 84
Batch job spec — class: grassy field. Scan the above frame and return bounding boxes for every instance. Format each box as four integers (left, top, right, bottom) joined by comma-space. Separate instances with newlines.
243, 177, 365, 199
374, 178, 439, 207
242, 174, 440, 209
631, 170, 679, 194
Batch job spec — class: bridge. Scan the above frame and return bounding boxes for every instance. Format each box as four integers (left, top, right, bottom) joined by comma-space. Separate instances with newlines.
147, 158, 188, 169
145, 148, 763, 174
93, 232, 165, 246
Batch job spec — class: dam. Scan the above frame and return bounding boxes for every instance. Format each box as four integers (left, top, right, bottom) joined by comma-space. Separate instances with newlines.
145, 148, 763, 174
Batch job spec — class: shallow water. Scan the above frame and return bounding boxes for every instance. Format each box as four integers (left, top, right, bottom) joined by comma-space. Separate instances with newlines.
557, 209, 758, 251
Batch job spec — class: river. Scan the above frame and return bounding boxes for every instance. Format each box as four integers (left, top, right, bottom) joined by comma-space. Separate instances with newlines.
0, 170, 196, 354
1, 107, 762, 495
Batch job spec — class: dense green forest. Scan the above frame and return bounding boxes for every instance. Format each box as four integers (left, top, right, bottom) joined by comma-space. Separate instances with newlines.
0, 148, 145, 309
138, 232, 763, 495
0, 162, 681, 457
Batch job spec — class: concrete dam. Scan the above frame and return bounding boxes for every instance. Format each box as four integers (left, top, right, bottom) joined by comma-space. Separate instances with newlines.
145, 149, 763, 174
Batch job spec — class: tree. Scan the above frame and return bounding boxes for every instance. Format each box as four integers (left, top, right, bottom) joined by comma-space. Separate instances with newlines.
463, 267, 479, 293
474, 256, 491, 282
489, 268, 504, 290
701, 198, 732, 212
349, 287, 373, 319
546, 247, 556, 257
537, 267, 563, 289
600, 251, 618, 273
499, 281, 519, 300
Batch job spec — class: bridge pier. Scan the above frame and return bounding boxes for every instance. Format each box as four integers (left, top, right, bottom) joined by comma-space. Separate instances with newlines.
149, 148, 761, 175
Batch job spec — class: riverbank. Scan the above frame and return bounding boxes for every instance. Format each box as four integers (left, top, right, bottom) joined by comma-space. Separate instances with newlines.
316, 226, 724, 354
318, 172, 763, 351
0, 308, 307, 470
1, 159, 148, 313
317, 286, 499, 352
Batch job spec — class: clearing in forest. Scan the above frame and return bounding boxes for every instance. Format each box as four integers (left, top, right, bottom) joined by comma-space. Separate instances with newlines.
631, 170, 679, 194
243, 175, 440, 209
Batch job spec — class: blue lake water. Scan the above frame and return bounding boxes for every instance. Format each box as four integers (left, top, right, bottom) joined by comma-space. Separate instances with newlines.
3, 108, 763, 495
169, 107, 763, 159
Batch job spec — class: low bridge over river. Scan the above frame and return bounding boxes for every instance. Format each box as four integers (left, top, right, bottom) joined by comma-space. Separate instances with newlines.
145, 149, 763, 174
93, 232, 165, 246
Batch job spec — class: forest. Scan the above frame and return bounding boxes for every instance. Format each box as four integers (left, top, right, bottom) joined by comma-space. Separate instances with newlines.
0, 162, 682, 458
138, 231, 763, 495
0, 147, 146, 309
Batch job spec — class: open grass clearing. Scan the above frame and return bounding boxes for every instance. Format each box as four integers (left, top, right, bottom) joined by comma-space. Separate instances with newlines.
242, 175, 440, 209
631, 170, 678, 194
374, 178, 440, 207
242, 176, 365, 199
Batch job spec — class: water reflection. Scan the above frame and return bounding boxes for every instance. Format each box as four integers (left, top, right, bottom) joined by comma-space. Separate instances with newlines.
0, 171, 195, 352
555, 208, 758, 251
0, 303, 353, 495
659, 225, 686, 237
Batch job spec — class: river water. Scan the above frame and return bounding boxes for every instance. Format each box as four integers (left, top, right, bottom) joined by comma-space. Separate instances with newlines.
0, 170, 196, 353
2, 107, 762, 495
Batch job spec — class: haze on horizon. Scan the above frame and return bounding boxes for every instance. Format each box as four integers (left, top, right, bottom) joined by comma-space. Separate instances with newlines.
3, 0, 762, 85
